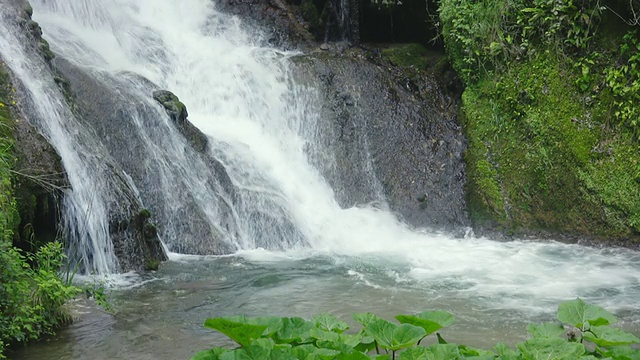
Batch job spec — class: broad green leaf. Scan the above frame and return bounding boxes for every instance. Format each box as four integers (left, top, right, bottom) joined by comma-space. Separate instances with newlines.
426, 343, 462, 359
494, 343, 520, 360
398, 346, 429, 360
219, 344, 297, 360
353, 312, 385, 328
250, 316, 284, 337
249, 337, 291, 350
313, 348, 342, 359
313, 313, 349, 333
354, 331, 377, 353
366, 319, 427, 351
274, 317, 315, 344
191, 347, 230, 360
583, 326, 640, 347
602, 345, 640, 359
295, 347, 341, 360
458, 344, 496, 358
517, 337, 586, 360
436, 333, 448, 344
288, 344, 317, 359
526, 322, 566, 339
577, 356, 600, 360
557, 299, 617, 329
311, 328, 362, 349
204, 316, 268, 346
396, 344, 463, 359
335, 350, 376, 360
396, 311, 455, 336
369, 355, 392, 360
364, 319, 395, 349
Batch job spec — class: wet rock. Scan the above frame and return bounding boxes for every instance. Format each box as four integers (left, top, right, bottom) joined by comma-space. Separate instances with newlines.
152, 89, 210, 153
54, 57, 238, 258
291, 48, 469, 230
152, 90, 188, 124
214, 0, 315, 49
11, 88, 69, 248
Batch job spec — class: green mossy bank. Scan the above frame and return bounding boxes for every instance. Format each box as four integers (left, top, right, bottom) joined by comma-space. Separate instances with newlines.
439, 0, 640, 244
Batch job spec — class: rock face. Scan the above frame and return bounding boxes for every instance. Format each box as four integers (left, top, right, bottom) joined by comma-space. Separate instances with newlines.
291, 49, 468, 229
12, 116, 68, 247
1, 0, 67, 250
53, 57, 238, 256
1, 0, 167, 271
214, 0, 315, 48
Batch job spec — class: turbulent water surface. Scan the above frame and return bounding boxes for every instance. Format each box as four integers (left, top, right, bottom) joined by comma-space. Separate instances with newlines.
9, 248, 640, 360
1, 0, 639, 358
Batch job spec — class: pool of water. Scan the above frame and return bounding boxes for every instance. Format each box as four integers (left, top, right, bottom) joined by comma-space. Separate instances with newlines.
10, 241, 640, 360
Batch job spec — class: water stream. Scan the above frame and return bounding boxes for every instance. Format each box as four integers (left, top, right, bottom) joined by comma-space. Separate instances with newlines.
1, 0, 639, 358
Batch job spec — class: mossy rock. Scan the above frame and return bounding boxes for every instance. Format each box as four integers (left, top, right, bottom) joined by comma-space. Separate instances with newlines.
463, 50, 640, 242
382, 43, 433, 69
144, 259, 160, 271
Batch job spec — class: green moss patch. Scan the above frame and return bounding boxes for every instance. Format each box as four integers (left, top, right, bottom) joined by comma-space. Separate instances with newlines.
463, 52, 640, 241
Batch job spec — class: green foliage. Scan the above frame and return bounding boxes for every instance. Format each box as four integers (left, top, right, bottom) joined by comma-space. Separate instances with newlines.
364, 319, 426, 352
0, 242, 81, 357
526, 322, 566, 339
395, 311, 455, 337
462, 43, 640, 239
604, 30, 640, 134
438, 0, 604, 84
557, 298, 617, 330
194, 300, 639, 359
440, 0, 640, 239
382, 44, 432, 69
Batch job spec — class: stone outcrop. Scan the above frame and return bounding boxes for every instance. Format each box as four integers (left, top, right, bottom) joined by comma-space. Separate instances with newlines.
291, 49, 468, 229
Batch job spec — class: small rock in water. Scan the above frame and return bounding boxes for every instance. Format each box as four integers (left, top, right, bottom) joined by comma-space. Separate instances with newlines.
320, 43, 330, 51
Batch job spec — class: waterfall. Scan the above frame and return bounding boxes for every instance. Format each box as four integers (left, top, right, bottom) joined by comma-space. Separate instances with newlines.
325, 0, 360, 43
0, 1, 639, 314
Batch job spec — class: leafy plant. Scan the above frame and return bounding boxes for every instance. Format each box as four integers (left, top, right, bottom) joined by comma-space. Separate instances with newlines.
194, 299, 640, 359
604, 30, 640, 134
438, 0, 604, 84
0, 241, 81, 358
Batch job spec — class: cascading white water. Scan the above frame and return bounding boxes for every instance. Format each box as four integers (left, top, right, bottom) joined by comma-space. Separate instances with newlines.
0, 0, 636, 313
0, 7, 118, 274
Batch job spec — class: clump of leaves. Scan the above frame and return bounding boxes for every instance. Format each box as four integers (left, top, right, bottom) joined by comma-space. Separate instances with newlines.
193, 299, 640, 359
0, 241, 81, 358
605, 30, 640, 135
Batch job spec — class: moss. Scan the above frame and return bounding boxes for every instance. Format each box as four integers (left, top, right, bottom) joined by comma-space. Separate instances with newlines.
138, 208, 151, 220
463, 49, 640, 241
381, 43, 432, 69
39, 39, 55, 62
144, 259, 160, 271
0, 63, 18, 234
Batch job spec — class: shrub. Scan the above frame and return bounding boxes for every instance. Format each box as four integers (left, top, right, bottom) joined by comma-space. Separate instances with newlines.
0, 241, 81, 358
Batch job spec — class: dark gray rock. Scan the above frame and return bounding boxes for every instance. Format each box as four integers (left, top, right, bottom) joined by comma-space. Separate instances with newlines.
54, 57, 238, 256
291, 49, 469, 229
152, 90, 188, 124
214, 0, 315, 49
215, 0, 359, 47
